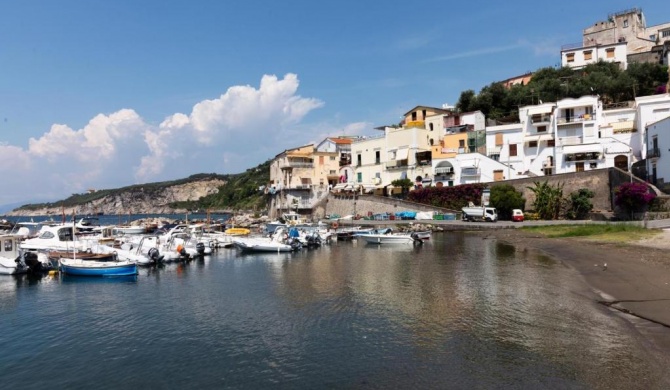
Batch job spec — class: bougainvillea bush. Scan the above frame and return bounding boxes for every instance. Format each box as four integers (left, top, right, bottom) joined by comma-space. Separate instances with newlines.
614, 182, 656, 216
407, 183, 487, 210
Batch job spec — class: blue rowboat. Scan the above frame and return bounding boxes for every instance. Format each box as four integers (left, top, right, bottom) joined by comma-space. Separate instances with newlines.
59, 259, 138, 277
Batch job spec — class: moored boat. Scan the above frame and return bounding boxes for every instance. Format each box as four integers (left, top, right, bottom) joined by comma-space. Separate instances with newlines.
59, 258, 138, 277
357, 232, 424, 245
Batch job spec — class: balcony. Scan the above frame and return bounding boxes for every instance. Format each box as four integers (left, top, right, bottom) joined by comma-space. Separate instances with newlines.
531, 114, 551, 125
557, 113, 593, 125
461, 167, 480, 176
405, 120, 425, 128
648, 147, 661, 159
385, 159, 408, 169
280, 161, 314, 169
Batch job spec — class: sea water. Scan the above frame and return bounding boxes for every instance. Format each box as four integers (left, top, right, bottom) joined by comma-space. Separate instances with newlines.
0, 232, 667, 389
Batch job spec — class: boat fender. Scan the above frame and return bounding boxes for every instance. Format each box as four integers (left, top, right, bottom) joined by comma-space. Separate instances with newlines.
331, 222, 339, 229
176, 244, 184, 254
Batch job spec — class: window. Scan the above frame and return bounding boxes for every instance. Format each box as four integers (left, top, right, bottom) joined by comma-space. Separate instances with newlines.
528, 141, 538, 148
606, 48, 615, 58
623, 19, 628, 28
495, 133, 503, 146
547, 139, 555, 147
329, 170, 336, 175
650, 34, 656, 41
319, 156, 324, 165
566, 53, 575, 62
509, 144, 517, 157
4, 239, 12, 251
356, 154, 362, 167
537, 125, 547, 133
458, 139, 465, 148
584, 50, 592, 60
375, 151, 380, 164
357, 172, 362, 183
429, 123, 434, 131
330, 156, 336, 161
662, 30, 670, 38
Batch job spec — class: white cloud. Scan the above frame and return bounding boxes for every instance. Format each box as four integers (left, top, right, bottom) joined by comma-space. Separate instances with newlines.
0, 73, 326, 205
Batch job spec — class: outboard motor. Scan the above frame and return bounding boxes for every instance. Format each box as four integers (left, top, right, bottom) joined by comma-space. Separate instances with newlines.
22, 252, 45, 273
289, 238, 302, 251
196, 242, 206, 255
148, 247, 162, 263
410, 232, 423, 245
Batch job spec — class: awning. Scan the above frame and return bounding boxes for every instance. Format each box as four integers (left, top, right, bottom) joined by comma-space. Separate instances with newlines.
604, 143, 632, 154
435, 167, 453, 174
332, 183, 347, 190
524, 134, 554, 142
563, 143, 603, 155
611, 120, 635, 133
396, 148, 409, 160
526, 105, 555, 116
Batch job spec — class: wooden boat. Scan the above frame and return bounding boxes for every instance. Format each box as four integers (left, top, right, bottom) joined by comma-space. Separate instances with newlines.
59, 258, 138, 277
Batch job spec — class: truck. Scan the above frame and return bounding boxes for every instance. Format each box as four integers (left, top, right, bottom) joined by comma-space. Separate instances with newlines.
461, 205, 498, 222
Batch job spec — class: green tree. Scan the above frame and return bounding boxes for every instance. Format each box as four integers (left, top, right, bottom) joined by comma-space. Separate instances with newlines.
490, 184, 525, 220
566, 188, 594, 220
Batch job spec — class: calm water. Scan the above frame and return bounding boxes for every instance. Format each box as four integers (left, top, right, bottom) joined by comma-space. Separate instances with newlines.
1, 232, 667, 389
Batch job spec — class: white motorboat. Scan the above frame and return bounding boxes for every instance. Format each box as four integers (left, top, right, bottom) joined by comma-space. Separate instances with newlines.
20, 225, 88, 252
233, 227, 301, 253
0, 235, 31, 275
75, 217, 101, 232
357, 231, 424, 245
113, 225, 147, 235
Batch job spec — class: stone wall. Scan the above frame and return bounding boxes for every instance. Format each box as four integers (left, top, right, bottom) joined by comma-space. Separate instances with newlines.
324, 193, 456, 219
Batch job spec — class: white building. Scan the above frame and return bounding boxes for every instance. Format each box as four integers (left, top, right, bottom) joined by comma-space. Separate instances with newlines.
645, 116, 669, 190
561, 41, 628, 69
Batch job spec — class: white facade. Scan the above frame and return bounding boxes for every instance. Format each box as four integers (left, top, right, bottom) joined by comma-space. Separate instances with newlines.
484, 123, 525, 179
646, 116, 669, 189
561, 42, 628, 69
350, 134, 386, 191
519, 103, 558, 175
635, 94, 670, 160
460, 111, 486, 131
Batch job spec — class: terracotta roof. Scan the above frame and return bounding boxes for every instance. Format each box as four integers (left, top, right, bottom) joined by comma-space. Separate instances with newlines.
329, 137, 352, 144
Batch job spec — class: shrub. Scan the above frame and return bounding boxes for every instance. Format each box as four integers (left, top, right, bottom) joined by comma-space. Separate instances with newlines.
614, 182, 656, 218
566, 188, 594, 220
490, 184, 525, 220
527, 181, 563, 220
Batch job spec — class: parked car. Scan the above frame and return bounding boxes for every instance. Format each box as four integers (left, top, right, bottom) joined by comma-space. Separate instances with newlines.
512, 209, 524, 222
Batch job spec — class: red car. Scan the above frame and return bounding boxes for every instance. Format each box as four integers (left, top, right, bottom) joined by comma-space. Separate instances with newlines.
512, 209, 524, 222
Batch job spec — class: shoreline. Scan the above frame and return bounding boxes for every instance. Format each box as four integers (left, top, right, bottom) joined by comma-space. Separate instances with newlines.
477, 228, 670, 368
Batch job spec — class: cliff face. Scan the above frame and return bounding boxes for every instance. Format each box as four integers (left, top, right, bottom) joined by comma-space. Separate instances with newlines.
8, 179, 226, 216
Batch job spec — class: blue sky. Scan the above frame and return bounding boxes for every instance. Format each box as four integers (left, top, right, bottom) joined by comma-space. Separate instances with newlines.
0, 0, 669, 206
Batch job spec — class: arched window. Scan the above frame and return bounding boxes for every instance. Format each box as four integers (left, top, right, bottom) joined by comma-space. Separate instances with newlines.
614, 155, 628, 171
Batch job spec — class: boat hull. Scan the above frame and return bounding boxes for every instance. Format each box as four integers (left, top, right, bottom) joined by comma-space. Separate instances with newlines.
59, 259, 138, 277
233, 239, 294, 253
358, 233, 422, 244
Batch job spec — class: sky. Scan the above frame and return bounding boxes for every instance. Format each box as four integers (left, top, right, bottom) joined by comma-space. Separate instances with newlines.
1, 0, 669, 207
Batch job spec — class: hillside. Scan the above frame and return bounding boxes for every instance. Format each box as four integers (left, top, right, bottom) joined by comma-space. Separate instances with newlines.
10, 161, 271, 216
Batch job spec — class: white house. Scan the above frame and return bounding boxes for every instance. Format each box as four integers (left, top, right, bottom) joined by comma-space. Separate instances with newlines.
561, 41, 628, 69
635, 94, 670, 160
484, 123, 525, 179
645, 116, 669, 190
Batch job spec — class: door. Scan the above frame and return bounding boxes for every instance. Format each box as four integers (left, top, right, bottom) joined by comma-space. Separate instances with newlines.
575, 162, 584, 172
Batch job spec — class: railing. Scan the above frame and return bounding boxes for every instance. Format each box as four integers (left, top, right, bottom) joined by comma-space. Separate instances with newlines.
280, 162, 314, 169
385, 159, 408, 169
648, 147, 661, 158
559, 136, 583, 146
557, 114, 593, 124
531, 115, 551, 124
561, 42, 583, 51
461, 168, 480, 176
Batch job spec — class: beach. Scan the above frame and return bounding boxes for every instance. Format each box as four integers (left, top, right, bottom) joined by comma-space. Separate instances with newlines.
480, 228, 670, 370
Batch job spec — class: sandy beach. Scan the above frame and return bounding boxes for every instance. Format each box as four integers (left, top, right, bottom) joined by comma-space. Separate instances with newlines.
479, 228, 670, 367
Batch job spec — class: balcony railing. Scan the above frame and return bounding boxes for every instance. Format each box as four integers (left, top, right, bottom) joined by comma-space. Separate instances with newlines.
648, 147, 661, 158
385, 159, 409, 169
461, 168, 480, 176
531, 115, 551, 124
559, 136, 583, 146
280, 161, 314, 169
557, 114, 593, 124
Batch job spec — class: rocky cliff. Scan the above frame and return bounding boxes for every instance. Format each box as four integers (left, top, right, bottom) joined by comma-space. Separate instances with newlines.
8, 179, 226, 216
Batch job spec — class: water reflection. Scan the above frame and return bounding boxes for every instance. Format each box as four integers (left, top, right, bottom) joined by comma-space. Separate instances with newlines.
0, 232, 666, 389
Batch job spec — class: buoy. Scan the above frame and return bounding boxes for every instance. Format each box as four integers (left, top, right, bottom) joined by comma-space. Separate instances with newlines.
48, 270, 59, 276
331, 222, 339, 229
176, 245, 184, 253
